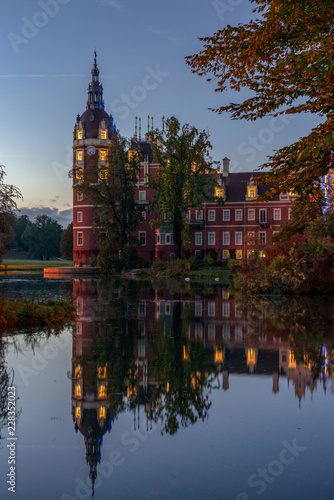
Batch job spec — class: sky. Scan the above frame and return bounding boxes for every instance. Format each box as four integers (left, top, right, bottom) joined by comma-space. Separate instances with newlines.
1, 0, 319, 226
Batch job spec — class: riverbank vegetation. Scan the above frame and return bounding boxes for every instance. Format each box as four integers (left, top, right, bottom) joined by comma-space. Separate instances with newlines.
0, 296, 76, 331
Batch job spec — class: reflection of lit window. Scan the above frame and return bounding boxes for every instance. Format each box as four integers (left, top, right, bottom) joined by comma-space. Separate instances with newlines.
195, 302, 202, 316
75, 365, 82, 379
98, 384, 107, 398
215, 347, 223, 363
77, 129, 83, 140
288, 350, 296, 368
183, 345, 190, 361
98, 367, 107, 379
75, 384, 82, 397
99, 406, 106, 419
100, 150, 107, 161
75, 407, 81, 418
100, 129, 107, 139
222, 302, 230, 317
247, 348, 256, 365
76, 150, 83, 161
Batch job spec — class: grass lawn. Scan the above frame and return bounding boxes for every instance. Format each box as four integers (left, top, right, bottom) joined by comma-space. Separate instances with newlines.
1, 260, 73, 271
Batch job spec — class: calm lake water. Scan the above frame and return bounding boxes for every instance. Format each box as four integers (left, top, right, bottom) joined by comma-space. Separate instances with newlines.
0, 274, 333, 500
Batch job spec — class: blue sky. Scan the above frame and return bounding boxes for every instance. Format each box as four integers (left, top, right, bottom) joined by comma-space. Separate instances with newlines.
1, 0, 319, 226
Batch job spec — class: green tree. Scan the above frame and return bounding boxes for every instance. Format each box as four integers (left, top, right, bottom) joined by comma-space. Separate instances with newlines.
186, 0, 334, 197
147, 116, 218, 259
22, 215, 63, 260
60, 222, 73, 260
0, 165, 22, 262
71, 132, 142, 270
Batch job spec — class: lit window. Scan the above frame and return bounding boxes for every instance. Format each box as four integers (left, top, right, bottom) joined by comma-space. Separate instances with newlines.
77, 232, 83, 246
98, 384, 107, 398
76, 168, 83, 180
77, 212, 83, 223
76, 150, 83, 161
235, 232, 242, 245
223, 209, 230, 221
259, 232, 266, 244
100, 150, 108, 161
274, 208, 281, 220
99, 169, 108, 180
100, 129, 107, 139
289, 189, 296, 196
75, 366, 82, 379
248, 186, 256, 198
208, 232, 215, 245
215, 187, 224, 198
99, 406, 106, 419
248, 209, 255, 221
77, 191, 83, 201
77, 129, 83, 140
75, 407, 81, 418
139, 231, 146, 245
195, 232, 202, 246
139, 191, 146, 201
235, 209, 242, 221
236, 249, 242, 259
223, 250, 229, 259
75, 384, 82, 397
223, 232, 230, 245
98, 367, 107, 379
209, 210, 215, 221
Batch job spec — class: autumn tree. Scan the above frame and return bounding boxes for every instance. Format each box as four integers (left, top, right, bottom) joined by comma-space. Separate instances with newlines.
71, 132, 142, 270
186, 0, 334, 197
0, 165, 22, 262
147, 116, 218, 259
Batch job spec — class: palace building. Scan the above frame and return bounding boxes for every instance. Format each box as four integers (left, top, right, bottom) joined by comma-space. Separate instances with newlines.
72, 55, 295, 266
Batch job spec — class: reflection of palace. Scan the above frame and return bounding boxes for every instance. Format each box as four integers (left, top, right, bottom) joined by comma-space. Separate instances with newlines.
72, 280, 113, 496
71, 280, 334, 486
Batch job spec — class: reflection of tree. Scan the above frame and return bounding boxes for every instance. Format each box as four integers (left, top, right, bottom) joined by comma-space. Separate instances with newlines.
0, 338, 17, 447
148, 300, 218, 435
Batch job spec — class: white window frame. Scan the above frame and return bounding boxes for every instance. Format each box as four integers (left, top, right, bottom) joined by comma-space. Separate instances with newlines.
195, 232, 202, 246
77, 191, 83, 201
77, 211, 83, 223
259, 209, 267, 223
208, 210, 215, 221
235, 232, 242, 245
259, 231, 266, 244
223, 209, 230, 221
77, 232, 83, 246
139, 191, 146, 201
223, 232, 230, 245
248, 209, 255, 221
236, 249, 243, 260
139, 231, 146, 246
274, 208, 281, 220
235, 209, 243, 221
208, 232, 215, 245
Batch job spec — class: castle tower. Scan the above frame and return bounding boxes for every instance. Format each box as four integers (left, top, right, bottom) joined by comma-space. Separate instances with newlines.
73, 52, 116, 266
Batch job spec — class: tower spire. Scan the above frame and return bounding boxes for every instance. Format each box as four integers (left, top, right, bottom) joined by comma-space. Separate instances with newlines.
87, 52, 105, 110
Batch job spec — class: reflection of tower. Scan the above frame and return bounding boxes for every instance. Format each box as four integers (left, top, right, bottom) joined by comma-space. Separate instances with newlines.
71, 279, 113, 496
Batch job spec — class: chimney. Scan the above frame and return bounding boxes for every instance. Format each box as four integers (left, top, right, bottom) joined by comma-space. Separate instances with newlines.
222, 157, 230, 176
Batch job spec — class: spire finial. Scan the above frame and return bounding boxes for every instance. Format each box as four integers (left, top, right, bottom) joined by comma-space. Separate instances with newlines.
94, 50, 98, 71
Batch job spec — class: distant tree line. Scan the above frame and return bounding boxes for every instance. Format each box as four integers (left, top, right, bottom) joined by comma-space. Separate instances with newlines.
3, 214, 73, 262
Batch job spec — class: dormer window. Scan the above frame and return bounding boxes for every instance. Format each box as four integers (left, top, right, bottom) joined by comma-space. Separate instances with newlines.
248, 186, 256, 198
215, 186, 225, 198
100, 129, 107, 140
77, 129, 83, 140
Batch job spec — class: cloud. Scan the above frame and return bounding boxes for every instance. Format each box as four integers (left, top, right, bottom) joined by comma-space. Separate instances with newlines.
145, 25, 178, 43
98, 0, 122, 9
16, 206, 73, 228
